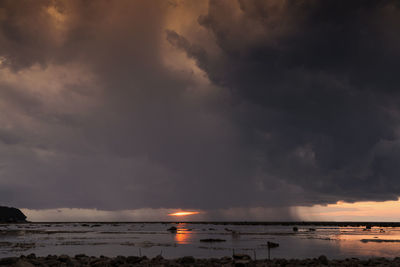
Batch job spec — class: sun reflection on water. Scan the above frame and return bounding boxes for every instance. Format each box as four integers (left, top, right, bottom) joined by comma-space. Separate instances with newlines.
173, 223, 193, 244
332, 227, 400, 258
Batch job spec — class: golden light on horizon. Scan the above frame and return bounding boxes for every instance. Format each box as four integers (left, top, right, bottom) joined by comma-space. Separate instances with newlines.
296, 198, 400, 221
168, 211, 200, 217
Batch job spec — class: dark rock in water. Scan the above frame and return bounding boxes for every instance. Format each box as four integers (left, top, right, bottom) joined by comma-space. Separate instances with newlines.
0, 206, 27, 223
293, 226, 298, 232
267, 241, 279, 248
167, 226, 177, 232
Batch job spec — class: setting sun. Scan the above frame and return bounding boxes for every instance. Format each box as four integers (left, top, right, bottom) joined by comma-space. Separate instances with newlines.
168, 211, 200, 217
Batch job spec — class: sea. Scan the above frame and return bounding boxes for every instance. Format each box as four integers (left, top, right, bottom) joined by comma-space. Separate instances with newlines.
1, 222, 400, 259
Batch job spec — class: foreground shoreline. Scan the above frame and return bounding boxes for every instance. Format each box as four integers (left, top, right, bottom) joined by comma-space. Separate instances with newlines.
1, 254, 399, 266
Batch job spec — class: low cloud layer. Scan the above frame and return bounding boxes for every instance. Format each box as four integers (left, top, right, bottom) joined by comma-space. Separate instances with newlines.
0, 0, 400, 220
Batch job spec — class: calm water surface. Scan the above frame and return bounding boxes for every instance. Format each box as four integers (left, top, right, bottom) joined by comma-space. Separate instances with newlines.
1, 223, 400, 259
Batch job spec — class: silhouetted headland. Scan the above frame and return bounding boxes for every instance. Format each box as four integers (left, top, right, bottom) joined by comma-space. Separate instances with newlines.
0, 206, 27, 223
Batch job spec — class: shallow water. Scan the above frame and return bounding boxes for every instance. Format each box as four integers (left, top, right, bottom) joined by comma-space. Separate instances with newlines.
1, 223, 400, 259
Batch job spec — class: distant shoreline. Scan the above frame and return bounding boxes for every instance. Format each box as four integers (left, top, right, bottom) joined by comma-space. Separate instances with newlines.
7, 221, 400, 227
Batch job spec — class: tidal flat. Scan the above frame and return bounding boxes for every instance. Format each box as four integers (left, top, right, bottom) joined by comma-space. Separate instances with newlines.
1, 222, 400, 260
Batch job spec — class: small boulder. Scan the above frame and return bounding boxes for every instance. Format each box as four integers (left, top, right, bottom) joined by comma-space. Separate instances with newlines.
267, 241, 279, 248
26, 254, 36, 259
58, 255, 70, 263
0, 257, 19, 265
178, 256, 195, 264
126, 256, 142, 264
318, 255, 329, 265
167, 226, 177, 232
233, 254, 251, 261
14, 260, 35, 267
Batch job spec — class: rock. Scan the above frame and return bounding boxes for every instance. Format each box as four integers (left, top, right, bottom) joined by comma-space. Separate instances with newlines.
74, 254, 87, 259
110, 256, 126, 265
318, 255, 329, 265
90, 258, 106, 266
58, 255, 69, 262
167, 226, 177, 232
233, 254, 251, 261
44, 259, 60, 267
75, 254, 90, 264
0, 257, 19, 265
26, 254, 36, 260
267, 241, 279, 248
220, 256, 232, 264
178, 256, 195, 264
126, 256, 142, 264
14, 260, 35, 267
0, 206, 27, 223
233, 254, 251, 267
276, 258, 288, 265
151, 255, 164, 263
293, 226, 298, 232
91, 260, 108, 267
26, 259, 41, 266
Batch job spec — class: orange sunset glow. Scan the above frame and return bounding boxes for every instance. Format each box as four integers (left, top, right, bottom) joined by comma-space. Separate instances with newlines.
168, 211, 200, 217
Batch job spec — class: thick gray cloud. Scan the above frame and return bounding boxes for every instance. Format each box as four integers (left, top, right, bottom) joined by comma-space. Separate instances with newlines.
0, 0, 399, 219
168, 0, 400, 205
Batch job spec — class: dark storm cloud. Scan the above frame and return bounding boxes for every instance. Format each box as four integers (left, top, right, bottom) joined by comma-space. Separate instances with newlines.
0, 0, 400, 218
0, 0, 296, 214
168, 0, 400, 205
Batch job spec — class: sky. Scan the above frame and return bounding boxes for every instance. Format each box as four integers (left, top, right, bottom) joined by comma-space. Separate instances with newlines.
1, 0, 400, 221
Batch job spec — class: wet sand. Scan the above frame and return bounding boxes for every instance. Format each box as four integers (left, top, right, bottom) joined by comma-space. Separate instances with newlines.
1, 254, 400, 266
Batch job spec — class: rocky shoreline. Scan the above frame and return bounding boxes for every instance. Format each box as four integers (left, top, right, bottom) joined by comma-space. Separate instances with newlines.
1, 254, 400, 266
